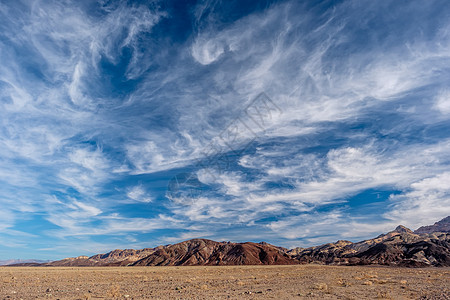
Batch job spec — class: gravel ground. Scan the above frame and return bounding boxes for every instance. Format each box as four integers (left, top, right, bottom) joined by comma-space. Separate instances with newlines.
0, 265, 449, 299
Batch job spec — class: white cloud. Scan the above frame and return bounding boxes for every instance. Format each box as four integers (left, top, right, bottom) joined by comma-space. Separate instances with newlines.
57, 147, 113, 195
68, 62, 91, 108
68, 147, 109, 172
191, 37, 225, 65
434, 89, 450, 114
127, 184, 152, 203
72, 200, 102, 217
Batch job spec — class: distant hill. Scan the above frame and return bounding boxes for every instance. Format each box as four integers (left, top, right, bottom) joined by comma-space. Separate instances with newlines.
46, 248, 162, 267
0, 259, 50, 266
27, 216, 450, 268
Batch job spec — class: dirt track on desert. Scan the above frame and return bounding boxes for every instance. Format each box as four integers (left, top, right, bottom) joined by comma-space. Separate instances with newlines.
0, 265, 449, 299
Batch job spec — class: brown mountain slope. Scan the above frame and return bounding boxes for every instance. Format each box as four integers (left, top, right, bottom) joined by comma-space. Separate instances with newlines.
89, 248, 160, 266
132, 239, 297, 266
47, 248, 160, 266
46, 256, 99, 267
288, 225, 420, 263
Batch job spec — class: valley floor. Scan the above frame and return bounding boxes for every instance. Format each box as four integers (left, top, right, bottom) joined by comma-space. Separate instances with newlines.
0, 265, 449, 299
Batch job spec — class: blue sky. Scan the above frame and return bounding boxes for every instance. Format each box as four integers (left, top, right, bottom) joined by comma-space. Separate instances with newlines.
1, 0, 450, 260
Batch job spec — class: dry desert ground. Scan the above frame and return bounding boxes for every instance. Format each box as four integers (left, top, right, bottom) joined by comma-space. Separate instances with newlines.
0, 265, 449, 299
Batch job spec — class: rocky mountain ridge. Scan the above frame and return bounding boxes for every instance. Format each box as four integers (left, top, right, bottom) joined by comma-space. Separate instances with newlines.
131, 239, 296, 266
13, 216, 450, 267
415, 216, 450, 234
45, 239, 297, 267
290, 224, 449, 267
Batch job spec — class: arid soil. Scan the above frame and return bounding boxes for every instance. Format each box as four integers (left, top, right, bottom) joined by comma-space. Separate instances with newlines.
0, 265, 449, 299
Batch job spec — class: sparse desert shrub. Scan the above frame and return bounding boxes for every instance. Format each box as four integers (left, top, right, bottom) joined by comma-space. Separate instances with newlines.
315, 283, 328, 291
376, 290, 391, 299
107, 285, 121, 298
336, 279, 351, 287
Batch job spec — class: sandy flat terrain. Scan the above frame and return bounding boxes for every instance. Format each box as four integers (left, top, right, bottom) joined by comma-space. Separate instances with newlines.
0, 265, 449, 299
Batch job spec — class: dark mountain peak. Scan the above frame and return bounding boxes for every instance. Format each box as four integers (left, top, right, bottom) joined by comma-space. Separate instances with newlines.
415, 216, 450, 234
335, 240, 353, 246
182, 238, 216, 244
438, 216, 450, 224
394, 225, 413, 234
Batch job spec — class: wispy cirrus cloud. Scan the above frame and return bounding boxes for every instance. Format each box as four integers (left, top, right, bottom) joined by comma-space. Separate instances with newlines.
1, 0, 450, 258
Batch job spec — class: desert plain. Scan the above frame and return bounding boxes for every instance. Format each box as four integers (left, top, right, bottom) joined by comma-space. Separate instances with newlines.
0, 265, 448, 299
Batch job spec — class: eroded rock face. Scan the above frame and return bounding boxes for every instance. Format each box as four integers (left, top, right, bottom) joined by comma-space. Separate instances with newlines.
353, 236, 450, 267
131, 239, 298, 266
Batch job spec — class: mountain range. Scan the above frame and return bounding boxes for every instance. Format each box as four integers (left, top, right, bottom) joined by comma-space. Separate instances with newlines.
0, 259, 50, 266
9, 216, 450, 267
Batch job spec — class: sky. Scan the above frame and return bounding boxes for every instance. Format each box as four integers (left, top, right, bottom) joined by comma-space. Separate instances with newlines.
0, 0, 450, 260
